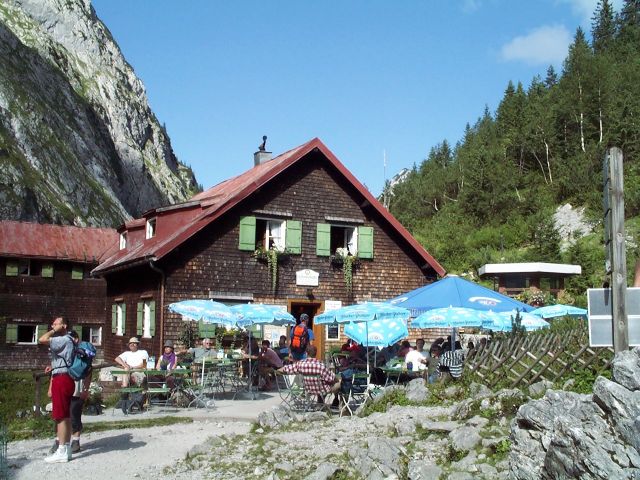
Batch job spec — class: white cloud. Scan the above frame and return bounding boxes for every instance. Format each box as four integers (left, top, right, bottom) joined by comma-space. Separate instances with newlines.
558, 0, 624, 23
462, 0, 482, 14
500, 25, 572, 66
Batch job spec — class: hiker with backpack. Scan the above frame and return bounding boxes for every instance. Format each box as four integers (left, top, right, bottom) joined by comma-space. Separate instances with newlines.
39, 317, 75, 463
48, 330, 93, 455
289, 313, 315, 361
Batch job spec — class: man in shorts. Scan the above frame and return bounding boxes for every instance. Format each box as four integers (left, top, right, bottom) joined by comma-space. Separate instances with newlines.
39, 317, 75, 463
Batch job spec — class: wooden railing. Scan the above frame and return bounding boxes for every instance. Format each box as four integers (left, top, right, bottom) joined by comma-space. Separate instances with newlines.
465, 329, 614, 389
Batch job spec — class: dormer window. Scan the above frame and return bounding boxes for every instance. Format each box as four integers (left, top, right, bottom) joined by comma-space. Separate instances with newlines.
146, 219, 156, 239
119, 232, 127, 250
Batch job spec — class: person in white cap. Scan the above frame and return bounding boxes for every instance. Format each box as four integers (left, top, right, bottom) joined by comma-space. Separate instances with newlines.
115, 337, 149, 387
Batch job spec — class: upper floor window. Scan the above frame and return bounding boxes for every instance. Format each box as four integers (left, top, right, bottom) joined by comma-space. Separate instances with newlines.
316, 224, 374, 259
146, 218, 157, 239
238, 216, 301, 254
112, 302, 126, 336
5, 260, 54, 278
71, 265, 85, 280
119, 232, 127, 250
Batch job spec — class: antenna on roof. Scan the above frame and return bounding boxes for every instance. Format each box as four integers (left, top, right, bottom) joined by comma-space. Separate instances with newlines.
383, 149, 389, 209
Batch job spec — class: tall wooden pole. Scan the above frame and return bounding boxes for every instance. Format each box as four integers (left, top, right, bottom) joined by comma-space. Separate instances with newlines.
607, 148, 629, 353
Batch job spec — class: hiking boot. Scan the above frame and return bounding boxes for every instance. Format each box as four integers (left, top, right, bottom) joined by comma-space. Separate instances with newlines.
44, 445, 69, 463
71, 440, 81, 453
49, 439, 59, 454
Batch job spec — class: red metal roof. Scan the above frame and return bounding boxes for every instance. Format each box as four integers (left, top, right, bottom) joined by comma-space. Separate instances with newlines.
94, 138, 445, 276
0, 221, 118, 263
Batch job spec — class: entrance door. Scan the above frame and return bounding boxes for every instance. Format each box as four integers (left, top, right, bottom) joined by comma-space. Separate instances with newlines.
289, 300, 323, 358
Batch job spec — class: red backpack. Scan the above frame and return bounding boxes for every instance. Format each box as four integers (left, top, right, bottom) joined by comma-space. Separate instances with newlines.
290, 324, 309, 354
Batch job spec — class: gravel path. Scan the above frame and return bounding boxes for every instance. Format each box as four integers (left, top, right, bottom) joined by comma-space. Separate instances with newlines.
7, 419, 251, 480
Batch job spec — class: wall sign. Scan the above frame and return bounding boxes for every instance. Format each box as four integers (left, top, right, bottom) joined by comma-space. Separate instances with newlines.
296, 269, 319, 286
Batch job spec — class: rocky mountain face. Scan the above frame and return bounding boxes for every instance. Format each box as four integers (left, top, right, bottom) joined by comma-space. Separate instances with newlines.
0, 0, 198, 227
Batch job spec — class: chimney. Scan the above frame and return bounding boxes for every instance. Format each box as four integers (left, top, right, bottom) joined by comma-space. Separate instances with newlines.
254, 135, 272, 166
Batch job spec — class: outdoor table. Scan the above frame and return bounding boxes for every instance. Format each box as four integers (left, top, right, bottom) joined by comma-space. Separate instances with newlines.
381, 367, 422, 386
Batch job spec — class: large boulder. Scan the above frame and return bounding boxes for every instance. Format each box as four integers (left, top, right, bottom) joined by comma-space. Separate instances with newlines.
510, 347, 640, 479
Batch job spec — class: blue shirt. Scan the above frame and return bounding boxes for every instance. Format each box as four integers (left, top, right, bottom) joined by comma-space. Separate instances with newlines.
50, 334, 74, 373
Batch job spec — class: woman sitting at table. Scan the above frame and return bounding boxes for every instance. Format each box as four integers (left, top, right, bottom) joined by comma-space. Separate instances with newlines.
158, 339, 177, 389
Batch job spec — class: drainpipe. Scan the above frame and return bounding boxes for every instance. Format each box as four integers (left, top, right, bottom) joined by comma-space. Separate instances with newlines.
149, 260, 165, 350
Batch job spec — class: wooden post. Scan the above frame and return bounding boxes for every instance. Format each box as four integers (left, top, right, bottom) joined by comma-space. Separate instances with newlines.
607, 147, 629, 353
33, 373, 42, 417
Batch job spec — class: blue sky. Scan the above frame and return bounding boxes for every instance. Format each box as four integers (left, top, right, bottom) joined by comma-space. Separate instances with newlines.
92, 0, 617, 196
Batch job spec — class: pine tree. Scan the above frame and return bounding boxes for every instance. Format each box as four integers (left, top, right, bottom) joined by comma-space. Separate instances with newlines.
544, 65, 558, 88
592, 0, 616, 52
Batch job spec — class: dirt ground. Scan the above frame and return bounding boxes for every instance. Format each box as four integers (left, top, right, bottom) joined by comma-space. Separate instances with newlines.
7, 419, 251, 479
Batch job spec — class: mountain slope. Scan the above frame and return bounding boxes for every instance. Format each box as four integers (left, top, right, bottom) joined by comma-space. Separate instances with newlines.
0, 0, 198, 226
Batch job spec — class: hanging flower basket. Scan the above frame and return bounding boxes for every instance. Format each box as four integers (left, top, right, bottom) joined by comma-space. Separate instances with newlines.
254, 247, 291, 294
330, 247, 359, 292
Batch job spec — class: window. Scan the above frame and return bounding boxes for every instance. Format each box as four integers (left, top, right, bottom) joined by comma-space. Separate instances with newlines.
112, 302, 126, 336
238, 216, 302, 254
119, 232, 127, 250
316, 224, 374, 259
81, 326, 102, 345
5, 260, 53, 277
71, 265, 84, 280
146, 218, 156, 239
326, 324, 340, 340
5, 324, 48, 344
137, 300, 156, 338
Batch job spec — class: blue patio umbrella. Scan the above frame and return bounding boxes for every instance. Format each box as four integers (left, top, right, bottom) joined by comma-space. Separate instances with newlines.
412, 307, 502, 329
343, 317, 409, 348
482, 309, 550, 332
314, 302, 410, 325
168, 299, 237, 386
167, 299, 237, 328
388, 276, 534, 317
315, 302, 410, 380
530, 304, 587, 319
232, 304, 296, 328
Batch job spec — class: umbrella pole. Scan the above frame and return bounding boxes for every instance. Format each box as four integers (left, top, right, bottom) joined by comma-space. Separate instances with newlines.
366, 322, 370, 385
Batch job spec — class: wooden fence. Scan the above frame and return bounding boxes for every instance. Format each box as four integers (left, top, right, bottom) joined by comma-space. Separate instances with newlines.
465, 328, 614, 389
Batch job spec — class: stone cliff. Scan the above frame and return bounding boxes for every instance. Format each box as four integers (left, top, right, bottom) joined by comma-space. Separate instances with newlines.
0, 0, 198, 227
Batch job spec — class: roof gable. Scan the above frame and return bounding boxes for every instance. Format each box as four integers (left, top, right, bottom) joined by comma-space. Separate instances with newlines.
94, 138, 445, 276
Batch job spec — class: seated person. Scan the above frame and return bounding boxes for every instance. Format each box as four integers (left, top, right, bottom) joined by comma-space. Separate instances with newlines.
439, 348, 465, 381
397, 340, 412, 358
189, 338, 216, 362
276, 335, 290, 361
415, 338, 429, 359
426, 345, 442, 384
114, 337, 149, 387
258, 340, 283, 390
404, 345, 427, 372
159, 340, 177, 371
339, 347, 368, 371
176, 343, 193, 364
278, 345, 340, 403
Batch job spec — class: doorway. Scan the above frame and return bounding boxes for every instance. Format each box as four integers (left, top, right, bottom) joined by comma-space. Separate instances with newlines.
289, 300, 323, 358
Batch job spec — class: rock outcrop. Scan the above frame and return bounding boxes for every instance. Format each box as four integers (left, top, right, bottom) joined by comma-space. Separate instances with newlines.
510, 347, 640, 479
0, 0, 198, 226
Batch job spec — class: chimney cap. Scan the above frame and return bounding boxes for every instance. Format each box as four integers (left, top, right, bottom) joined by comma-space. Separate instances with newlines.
258, 135, 267, 152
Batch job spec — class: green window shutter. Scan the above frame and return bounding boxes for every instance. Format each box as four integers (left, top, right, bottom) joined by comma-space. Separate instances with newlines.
37, 324, 48, 337
316, 223, 331, 256
136, 302, 143, 336
358, 226, 374, 259
111, 304, 117, 333
5, 261, 18, 277
238, 216, 256, 251
41, 263, 54, 278
149, 301, 156, 337
198, 321, 216, 337
285, 220, 302, 254
6, 324, 17, 343
71, 265, 83, 280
